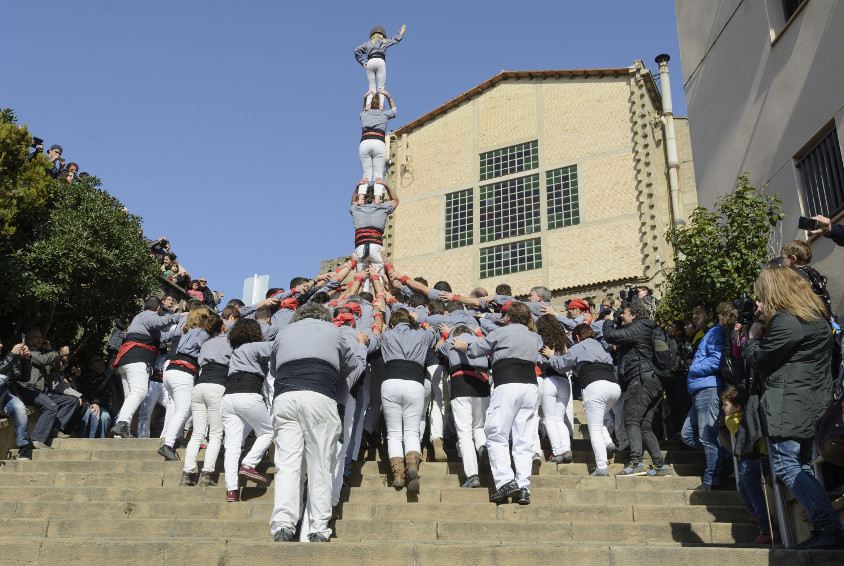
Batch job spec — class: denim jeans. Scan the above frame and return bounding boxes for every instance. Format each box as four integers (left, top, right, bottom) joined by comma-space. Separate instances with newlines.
1, 378, 31, 446
78, 407, 112, 438
16, 387, 78, 443
767, 437, 843, 531
738, 458, 772, 534
681, 386, 726, 486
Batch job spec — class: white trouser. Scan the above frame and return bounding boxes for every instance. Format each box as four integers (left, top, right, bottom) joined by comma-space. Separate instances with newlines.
138, 380, 170, 438
533, 376, 543, 455
184, 383, 225, 474
541, 374, 573, 456
221, 393, 274, 491
583, 380, 623, 470
162, 368, 194, 447
116, 362, 150, 425
332, 395, 356, 505
485, 382, 538, 489
359, 139, 387, 196
270, 391, 341, 539
423, 364, 446, 440
381, 378, 424, 458
451, 396, 489, 477
364, 58, 386, 104
354, 244, 384, 293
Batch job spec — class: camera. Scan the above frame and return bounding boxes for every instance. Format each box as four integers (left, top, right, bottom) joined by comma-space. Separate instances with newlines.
619, 286, 639, 301
31, 136, 43, 149
733, 293, 757, 325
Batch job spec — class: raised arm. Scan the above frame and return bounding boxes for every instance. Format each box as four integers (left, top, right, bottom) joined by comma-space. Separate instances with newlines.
375, 177, 399, 209
379, 88, 396, 110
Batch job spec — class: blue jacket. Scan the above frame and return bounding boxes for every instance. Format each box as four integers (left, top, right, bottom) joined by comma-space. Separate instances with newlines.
687, 324, 725, 395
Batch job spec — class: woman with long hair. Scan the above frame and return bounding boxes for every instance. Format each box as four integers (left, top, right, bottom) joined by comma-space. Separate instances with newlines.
379, 308, 436, 494
743, 266, 844, 549
536, 314, 573, 463
353, 24, 406, 107
180, 312, 227, 486
543, 323, 623, 476
158, 306, 214, 460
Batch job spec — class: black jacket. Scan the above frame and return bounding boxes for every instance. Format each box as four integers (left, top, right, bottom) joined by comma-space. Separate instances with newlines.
77, 369, 123, 417
602, 317, 657, 389
201, 288, 216, 309
743, 311, 833, 439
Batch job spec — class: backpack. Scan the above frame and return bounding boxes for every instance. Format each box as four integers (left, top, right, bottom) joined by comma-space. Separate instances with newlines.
816, 395, 844, 467
652, 326, 680, 379
797, 265, 833, 316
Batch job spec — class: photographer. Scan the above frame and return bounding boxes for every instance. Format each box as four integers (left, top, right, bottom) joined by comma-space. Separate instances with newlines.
742, 266, 844, 549
44, 144, 64, 178
602, 300, 668, 476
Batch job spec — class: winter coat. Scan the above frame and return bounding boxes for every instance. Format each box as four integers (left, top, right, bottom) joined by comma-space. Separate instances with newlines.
602, 318, 657, 389
687, 324, 725, 395
742, 311, 833, 440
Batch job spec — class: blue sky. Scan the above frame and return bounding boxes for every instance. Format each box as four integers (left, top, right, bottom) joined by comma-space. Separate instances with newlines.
1, 0, 685, 300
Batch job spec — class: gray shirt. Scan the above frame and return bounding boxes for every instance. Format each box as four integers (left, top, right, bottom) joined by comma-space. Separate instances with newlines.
360, 108, 397, 134
438, 334, 488, 370
198, 334, 232, 367
466, 323, 543, 366
228, 341, 273, 377
546, 338, 613, 375
354, 34, 403, 65
127, 310, 182, 344
174, 328, 210, 358
380, 322, 437, 367
350, 203, 394, 231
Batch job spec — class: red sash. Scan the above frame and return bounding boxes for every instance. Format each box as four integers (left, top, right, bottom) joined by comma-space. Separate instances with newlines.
113, 341, 158, 368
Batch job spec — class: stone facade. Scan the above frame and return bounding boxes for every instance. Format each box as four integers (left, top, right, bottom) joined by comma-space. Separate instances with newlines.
382, 65, 696, 307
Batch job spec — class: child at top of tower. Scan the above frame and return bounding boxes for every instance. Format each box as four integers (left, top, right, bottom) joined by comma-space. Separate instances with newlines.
358, 89, 396, 205
354, 24, 406, 107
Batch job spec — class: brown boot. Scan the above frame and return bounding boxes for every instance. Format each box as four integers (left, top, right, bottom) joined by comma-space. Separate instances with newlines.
179, 472, 197, 486
390, 457, 406, 489
405, 451, 422, 494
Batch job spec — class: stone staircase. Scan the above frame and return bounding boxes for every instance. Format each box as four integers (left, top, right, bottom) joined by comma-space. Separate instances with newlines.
1, 401, 842, 565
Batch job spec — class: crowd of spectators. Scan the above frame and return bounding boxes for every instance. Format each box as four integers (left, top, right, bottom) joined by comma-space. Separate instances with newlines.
2, 220, 844, 548
27, 138, 89, 184
146, 236, 223, 309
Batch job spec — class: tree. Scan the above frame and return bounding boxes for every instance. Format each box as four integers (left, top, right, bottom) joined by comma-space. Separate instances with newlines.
0, 108, 54, 235
0, 108, 159, 357
657, 174, 784, 324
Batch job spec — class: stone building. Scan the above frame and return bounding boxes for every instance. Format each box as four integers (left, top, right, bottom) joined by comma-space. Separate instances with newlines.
675, 0, 844, 314
382, 62, 697, 306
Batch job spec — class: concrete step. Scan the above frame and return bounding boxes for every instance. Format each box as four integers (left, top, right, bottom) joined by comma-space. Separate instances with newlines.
2, 537, 841, 565
0, 483, 746, 508
336, 501, 749, 523
3, 458, 707, 479
0, 468, 710, 491
1, 518, 762, 545
358, 459, 706, 477
7, 499, 750, 525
